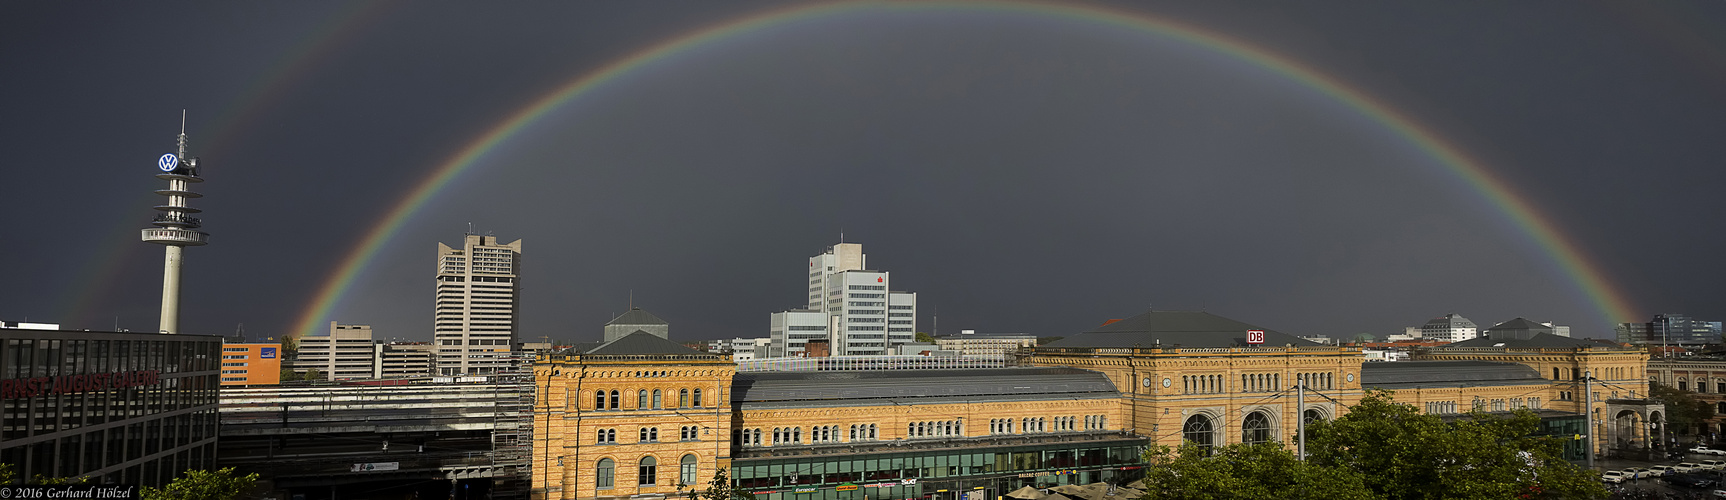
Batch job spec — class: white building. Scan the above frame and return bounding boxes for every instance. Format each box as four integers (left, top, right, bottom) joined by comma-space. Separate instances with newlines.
1419, 313, 1478, 343
769, 310, 828, 357
932, 331, 1038, 359
778, 243, 918, 356
296, 322, 376, 380
435, 233, 521, 375
373, 342, 435, 379
709, 337, 771, 361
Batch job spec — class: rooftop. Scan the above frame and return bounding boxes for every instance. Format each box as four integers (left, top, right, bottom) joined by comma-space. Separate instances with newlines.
1043, 311, 1316, 349
731, 367, 1117, 408
1360, 360, 1546, 389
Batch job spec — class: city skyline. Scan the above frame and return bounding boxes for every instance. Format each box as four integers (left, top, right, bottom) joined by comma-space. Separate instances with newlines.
5, 2, 1726, 342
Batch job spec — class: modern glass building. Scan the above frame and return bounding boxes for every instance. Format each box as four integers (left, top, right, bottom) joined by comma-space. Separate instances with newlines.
0, 327, 221, 486
732, 436, 1147, 500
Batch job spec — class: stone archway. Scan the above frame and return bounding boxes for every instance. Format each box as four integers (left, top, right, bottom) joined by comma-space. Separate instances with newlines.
1614, 410, 1645, 449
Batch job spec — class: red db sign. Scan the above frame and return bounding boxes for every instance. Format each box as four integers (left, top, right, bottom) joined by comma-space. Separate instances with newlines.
1246, 330, 1265, 345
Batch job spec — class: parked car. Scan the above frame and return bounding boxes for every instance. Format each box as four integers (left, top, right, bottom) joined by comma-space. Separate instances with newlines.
1676, 463, 1704, 473
1669, 473, 1717, 489
1602, 471, 1629, 484
1625, 467, 1652, 479
1650, 465, 1676, 477
1691, 446, 1726, 455
1703, 460, 1726, 471
1713, 490, 1726, 498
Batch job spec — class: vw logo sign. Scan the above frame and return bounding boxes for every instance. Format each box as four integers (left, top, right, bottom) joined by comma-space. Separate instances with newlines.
158, 154, 179, 172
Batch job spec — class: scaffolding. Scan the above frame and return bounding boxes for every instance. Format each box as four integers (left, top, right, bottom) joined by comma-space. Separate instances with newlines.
489, 352, 537, 499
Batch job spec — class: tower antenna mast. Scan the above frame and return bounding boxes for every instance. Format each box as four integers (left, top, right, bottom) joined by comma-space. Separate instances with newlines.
142, 111, 210, 333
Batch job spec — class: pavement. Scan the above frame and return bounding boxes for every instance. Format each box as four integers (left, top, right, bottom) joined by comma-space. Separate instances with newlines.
1589, 450, 1726, 499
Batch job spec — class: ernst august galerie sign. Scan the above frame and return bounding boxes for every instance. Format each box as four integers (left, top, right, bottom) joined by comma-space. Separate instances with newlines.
0, 370, 162, 399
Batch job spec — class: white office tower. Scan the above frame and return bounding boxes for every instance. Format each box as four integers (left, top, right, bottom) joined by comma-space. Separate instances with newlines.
777, 243, 917, 356
1420, 313, 1479, 343
435, 233, 522, 375
141, 116, 209, 334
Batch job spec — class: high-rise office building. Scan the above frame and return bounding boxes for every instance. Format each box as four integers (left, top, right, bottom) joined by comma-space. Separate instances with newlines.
1617, 313, 1724, 347
773, 243, 917, 357
435, 233, 522, 375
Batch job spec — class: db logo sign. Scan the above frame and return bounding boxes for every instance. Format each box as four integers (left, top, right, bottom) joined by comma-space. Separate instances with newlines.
1246, 330, 1265, 345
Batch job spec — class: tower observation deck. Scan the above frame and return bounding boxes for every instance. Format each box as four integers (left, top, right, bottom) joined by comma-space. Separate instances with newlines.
142, 114, 209, 333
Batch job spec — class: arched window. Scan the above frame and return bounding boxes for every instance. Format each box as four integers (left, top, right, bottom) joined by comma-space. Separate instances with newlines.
596, 390, 607, 410
1183, 415, 1214, 450
870, 424, 878, 439
638, 390, 648, 409
693, 388, 703, 407
610, 390, 620, 409
639, 456, 657, 486
793, 427, 801, 443
1242, 411, 1272, 444
653, 389, 663, 409
597, 458, 615, 489
680, 454, 698, 486
772, 428, 782, 445
679, 389, 689, 408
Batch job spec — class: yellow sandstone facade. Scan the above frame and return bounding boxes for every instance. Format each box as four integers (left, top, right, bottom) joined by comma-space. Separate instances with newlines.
530, 312, 1656, 499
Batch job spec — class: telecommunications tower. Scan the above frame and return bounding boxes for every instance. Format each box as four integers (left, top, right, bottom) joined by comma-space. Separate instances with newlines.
140, 112, 209, 334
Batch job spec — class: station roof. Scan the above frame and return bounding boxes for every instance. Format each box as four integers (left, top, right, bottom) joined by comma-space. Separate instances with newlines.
731, 367, 1118, 409
1043, 311, 1316, 349
1360, 360, 1546, 389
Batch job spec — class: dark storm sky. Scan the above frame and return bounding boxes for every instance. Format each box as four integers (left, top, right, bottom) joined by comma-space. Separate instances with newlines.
5, 1, 1725, 343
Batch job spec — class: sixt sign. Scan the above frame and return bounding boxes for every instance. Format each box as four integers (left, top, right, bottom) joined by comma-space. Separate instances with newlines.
0, 370, 161, 399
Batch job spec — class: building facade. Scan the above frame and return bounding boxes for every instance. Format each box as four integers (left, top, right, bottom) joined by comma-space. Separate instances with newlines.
0, 328, 221, 487
1647, 358, 1726, 439
933, 332, 1038, 359
437, 233, 522, 375
783, 243, 918, 357
1419, 313, 1478, 343
374, 342, 435, 379
294, 322, 376, 380
219, 342, 281, 385
1618, 314, 1724, 347
531, 310, 1657, 500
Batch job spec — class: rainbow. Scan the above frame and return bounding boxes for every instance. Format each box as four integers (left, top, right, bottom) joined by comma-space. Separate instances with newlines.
287, 0, 1639, 340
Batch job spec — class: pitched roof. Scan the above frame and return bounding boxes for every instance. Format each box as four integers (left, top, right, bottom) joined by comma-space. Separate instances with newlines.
584, 331, 711, 356
1043, 311, 1316, 349
1360, 360, 1545, 388
1438, 331, 1597, 349
606, 307, 667, 326
1421, 313, 1477, 329
731, 367, 1117, 409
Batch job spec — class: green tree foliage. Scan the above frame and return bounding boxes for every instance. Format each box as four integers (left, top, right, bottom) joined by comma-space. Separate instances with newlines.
1140, 442, 1374, 500
1303, 390, 1608, 500
915, 331, 935, 343
1650, 380, 1715, 437
0, 463, 86, 485
141, 467, 259, 500
679, 467, 756, 500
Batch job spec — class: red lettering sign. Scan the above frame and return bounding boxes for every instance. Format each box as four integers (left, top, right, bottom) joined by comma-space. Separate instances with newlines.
0, 370, 162, 400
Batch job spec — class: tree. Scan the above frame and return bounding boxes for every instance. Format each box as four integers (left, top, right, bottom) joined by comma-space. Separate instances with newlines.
678, 467, 755, 500
915, 332, 935, 343
1304, 390, 1608, 500
141, 467, 259, 500
1650, 380, 1715, 438
1140, 442, 1375, 500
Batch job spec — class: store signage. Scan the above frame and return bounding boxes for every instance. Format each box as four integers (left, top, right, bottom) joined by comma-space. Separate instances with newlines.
837, 483, 859, 492
260, 347, 277, 359
0, 370, 161, 399
351, 462, 399, 472
793, 487, 818, 495
900, 479, 918, 485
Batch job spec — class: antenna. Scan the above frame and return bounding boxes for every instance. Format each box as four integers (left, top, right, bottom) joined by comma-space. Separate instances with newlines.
629, 289, 634, 309
466, 222, 474, 235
